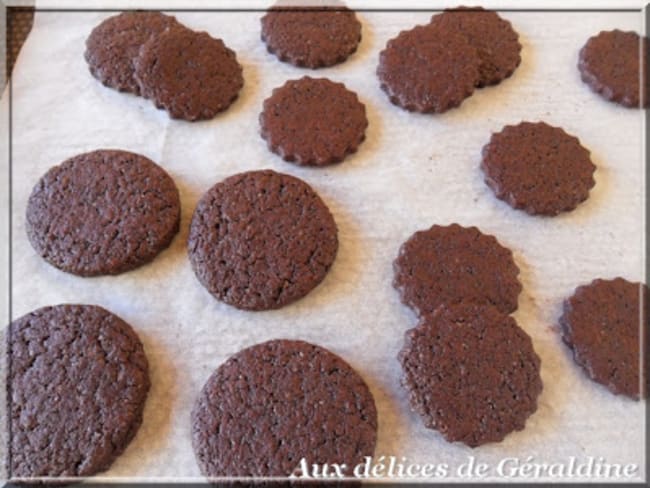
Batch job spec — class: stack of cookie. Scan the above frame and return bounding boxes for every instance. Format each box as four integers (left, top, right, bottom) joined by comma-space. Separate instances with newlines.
85, 11, 243, 121
393, 224, 543, 447
378, 7, 522, 113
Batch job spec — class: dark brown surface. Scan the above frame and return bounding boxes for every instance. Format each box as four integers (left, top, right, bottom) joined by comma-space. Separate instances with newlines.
261, 6, 362, 68
134, 27, 243, 121
393, 223, 522, 317
188, 170, 338, 311
429, 7, 521, 87
377, 23, 480, 113
259, 77, 367, 166
191, 339, 377, 479
560, 278, 648, 400
481, 121, 596, 216
578, 29, 649, 108
7, 7, 34, 77
84, 11, 181, 95
8, 304, 150, 480
26, 149, 181, 277
398, 302, 543, 447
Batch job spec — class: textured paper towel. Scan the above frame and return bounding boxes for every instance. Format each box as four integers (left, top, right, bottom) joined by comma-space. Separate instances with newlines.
0, 2, 646, 483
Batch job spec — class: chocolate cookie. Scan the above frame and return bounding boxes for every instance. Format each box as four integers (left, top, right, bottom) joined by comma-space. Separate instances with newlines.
261, 5, 362, 68
393, 224, 522, 317
429, 7, 521, 87
560, 278, 648, 399
377, 23, 480, 113
480, 121, 596, 216
192, 339, 377, 479
259, 77, 367, 166
578, 30, 649, 108
134, 27, 243, 121
8, 304, 150, 481
84, 11, 181, 95
188, 170, 338, 310
26, 149, 180, 277
399, 303, 543, 447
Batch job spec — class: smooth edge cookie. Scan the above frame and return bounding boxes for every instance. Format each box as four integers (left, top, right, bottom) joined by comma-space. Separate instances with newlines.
25, 149, 181, 277
8, 304, 150, 481
191, 339, 378, 479
187, 170, 338, 311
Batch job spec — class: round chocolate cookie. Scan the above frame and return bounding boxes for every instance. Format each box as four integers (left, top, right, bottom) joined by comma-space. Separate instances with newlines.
26, 149, 181, 277
560, 278, 648, 399
480, 121, 596, 216
377, 23, 481, 113
578, 30, 649, 108
8, 304, 150, 480
398, 302, 543, 447
134, 28, 243, 121
192, 339, 377, 479
393, 224, 522, 317
84, 11, 181, 95
188, 170, 338, 310
259, 77, 367, 166
429, 7, 521, 87
261, 5, 362, 68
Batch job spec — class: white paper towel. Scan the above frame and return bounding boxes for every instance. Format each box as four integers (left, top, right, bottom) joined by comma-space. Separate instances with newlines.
0, 2, 646, 483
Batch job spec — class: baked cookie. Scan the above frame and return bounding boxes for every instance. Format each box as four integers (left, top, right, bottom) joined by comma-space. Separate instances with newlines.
259, 77, 367, 166
399, 303, 543, 447
188, 170, 338, 310
578, 30, 649, 108
134, 27, 243, 121
560, 278, 648, 399
26, 149, 180, 277
377, 23, 480, 113
429, 7, 521, 87
261, 5, 362, 68
480, 121, 596, 216
393, 224, 521, 317
84, 11, 181, 95
8, 304, 150, 481
192, 339, 377, 479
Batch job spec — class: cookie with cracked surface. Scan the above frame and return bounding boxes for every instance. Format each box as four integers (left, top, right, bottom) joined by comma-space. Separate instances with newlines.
187, 170, 338, 311
398, 302, 543, 447
481, 121, 596, 216
8, 304, 150, 481
578, 30, 649, 108
261, 5, 362, 68
560, 278, 648, 399
134, 27, 243, 121
259, 77, 367, 166
377, 23, 480, 113
26, 149, 180, 277
84, 11, 182, 95
393, 224, 521, 317
429, 7, 521, 87
191, 339, 377, 479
